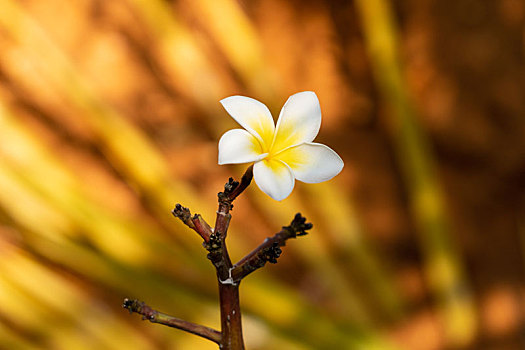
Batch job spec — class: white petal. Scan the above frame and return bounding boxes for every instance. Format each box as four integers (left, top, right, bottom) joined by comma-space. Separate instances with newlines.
271, 91, 321, 152
220, 96, 275, 148
275, 142, 343, 183
253, 159, 295, 201
218, 129, 268, 165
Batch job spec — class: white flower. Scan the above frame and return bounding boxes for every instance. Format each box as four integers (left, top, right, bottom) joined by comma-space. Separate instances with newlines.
218, 91, 344, 201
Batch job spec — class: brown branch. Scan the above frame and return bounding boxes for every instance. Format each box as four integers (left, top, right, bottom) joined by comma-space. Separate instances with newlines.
208, 165, 253, 350
122, 298, 222, 344
225, 164, 254, 202
172, 204, 212, 242
192, 214, 214, 242
137, 165, 259, 350
172, 203, 194, 228
212, 165, 254, 279
231, 213, 312, 282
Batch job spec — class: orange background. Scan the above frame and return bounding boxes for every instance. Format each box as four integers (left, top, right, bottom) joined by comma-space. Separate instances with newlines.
0, 0, 523, 349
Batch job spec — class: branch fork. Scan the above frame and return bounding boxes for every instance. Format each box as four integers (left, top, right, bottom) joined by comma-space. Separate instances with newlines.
124, 165, 312, 350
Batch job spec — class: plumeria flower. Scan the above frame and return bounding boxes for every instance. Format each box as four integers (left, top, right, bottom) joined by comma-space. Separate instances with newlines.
218, 91, 344, 201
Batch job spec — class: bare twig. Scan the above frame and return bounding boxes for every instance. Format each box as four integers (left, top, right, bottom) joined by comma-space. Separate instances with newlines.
122, 298, 222, 344
192, 214, 214, 242
128, 165, 306, 350
225, 164, 254, 202
210, 165, 254, 350
231, 213, 312, 282
172, 204, 212, 242
172, 203, 194, 228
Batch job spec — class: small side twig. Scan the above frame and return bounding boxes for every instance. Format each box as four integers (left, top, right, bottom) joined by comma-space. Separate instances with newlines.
123, 298, 222, 344
231, 213, 312, 282
172, 204, 213, 242
225, 164, 254, 202
192, 214, 214, 243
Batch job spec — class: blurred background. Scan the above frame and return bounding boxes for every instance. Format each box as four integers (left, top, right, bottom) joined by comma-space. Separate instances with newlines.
0, 0, 524, 349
